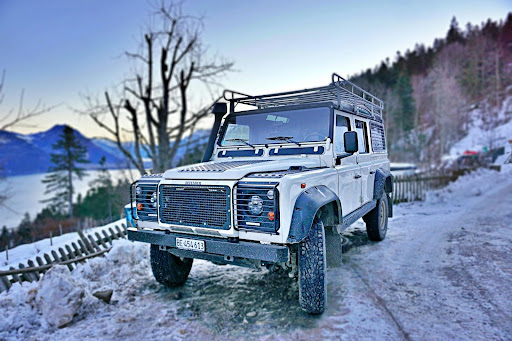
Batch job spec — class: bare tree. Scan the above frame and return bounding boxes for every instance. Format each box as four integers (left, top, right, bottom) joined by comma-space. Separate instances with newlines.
0, 70, 56, 131
0, 69, 56, 208
84, 2, 233, 175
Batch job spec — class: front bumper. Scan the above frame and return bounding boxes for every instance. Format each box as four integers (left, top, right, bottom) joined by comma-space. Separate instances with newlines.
127, 228, 289, 263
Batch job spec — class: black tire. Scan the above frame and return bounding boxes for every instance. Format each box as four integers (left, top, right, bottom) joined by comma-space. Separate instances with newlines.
298, 218, 327, 314
150, 245, 193, 287
363, 192, 389, 241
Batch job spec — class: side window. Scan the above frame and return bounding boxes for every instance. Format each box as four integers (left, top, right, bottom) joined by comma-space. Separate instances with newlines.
355, 120, 369, 153
370, 122, 386, 152
334, 115, 350, 154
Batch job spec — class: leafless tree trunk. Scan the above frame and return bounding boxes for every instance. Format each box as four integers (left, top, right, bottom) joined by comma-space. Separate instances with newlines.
84, 2, 233, 175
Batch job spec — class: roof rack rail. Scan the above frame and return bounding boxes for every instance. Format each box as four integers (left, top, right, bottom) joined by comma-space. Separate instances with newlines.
223, 72, 384, 119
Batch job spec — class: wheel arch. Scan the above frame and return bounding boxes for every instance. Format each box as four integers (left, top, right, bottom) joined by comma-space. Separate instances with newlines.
374, 168, 393, 217
287, 186, 342, 243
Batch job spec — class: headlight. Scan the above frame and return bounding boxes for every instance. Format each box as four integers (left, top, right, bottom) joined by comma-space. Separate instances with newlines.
248, 195, 263, 215
149, 192, 157, 208
132, 181, 159, 222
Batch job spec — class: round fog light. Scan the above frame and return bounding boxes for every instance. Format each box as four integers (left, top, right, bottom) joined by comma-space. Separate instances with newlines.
267, 189, 274, 200
248, 195, 264, 215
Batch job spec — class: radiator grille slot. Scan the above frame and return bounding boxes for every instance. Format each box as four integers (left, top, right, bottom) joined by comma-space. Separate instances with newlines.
159, 185, 231, 230
235, 185, 279, 233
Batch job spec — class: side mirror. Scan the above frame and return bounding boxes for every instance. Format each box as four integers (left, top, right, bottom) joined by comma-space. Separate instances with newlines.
344, 131, 358, 154
212, 102, 227, 115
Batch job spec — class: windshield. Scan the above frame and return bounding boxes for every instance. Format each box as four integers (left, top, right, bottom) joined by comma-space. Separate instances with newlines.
219, 107, 330, 147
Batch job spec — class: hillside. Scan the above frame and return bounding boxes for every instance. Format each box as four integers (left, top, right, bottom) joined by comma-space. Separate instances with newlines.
0, 125, 210, 176
351, 14, 512, 165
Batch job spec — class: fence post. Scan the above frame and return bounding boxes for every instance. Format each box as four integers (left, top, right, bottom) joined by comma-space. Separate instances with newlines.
5, 245, 8, 261
50, 231, 53, 246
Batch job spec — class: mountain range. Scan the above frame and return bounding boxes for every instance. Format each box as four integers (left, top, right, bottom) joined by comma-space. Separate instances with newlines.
0, 125, 209, 176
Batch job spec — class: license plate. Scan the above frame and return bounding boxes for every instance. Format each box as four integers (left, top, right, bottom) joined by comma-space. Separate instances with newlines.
175, 238, 205, 252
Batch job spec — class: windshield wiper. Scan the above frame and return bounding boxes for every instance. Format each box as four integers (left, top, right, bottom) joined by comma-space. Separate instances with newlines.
225, 138, 256, 149
266, 136, 301, 146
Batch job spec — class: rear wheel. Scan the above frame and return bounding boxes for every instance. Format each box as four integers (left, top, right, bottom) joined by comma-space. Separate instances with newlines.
150, 245, 193, 287
298, 218, 327, 314
363, 192, 389, 241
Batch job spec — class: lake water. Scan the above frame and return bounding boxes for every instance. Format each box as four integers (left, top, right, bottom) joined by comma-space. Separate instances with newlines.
0, 169, 140, 229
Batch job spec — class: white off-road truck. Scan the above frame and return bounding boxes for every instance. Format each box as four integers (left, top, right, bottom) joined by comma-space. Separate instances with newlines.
127, 73, 393, 314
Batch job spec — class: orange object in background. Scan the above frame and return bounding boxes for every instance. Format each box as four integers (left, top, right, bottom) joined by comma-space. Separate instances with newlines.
268, 211, 275, 221
137, 203, 143, 210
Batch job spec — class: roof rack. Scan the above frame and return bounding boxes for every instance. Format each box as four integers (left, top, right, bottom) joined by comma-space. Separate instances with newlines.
223, 73, 384, 119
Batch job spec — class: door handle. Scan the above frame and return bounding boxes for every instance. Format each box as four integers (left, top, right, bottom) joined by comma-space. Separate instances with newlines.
370, 171, 375, 174
354, 175, 361, 179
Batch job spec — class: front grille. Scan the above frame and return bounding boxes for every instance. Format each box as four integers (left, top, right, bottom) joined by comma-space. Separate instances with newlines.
159, 185, 231, 230
133, 181, 159, 222
235, 185, 279, 233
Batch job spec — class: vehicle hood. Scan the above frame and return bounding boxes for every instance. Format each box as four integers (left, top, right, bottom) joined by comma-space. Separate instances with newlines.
163, 157, 322, 180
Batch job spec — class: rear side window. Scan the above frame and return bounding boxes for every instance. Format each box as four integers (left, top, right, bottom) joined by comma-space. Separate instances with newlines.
355, 120, 369, 153
370, 122, 386, 152
334, 115, 350, 154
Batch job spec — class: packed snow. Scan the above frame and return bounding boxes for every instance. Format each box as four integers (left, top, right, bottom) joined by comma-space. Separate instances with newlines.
1, 168, 511, 340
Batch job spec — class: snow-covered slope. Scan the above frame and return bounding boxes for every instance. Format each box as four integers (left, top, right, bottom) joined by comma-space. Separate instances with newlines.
1, 169, 511, 340
450, 96, 512, 156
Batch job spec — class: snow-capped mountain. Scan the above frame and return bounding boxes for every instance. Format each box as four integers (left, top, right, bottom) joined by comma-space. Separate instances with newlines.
0, 125, 210, 176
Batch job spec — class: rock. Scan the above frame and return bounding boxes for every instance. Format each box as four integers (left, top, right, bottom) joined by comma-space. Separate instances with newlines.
36, 265, 85, 328
172, 292, 183, 300
93, 289, 113, 304
246, 311, 257, 318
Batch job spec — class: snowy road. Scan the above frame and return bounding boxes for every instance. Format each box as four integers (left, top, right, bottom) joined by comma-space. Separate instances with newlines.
1, 170, 511, 340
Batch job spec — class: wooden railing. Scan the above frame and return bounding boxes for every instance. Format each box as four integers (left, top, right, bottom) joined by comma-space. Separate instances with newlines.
392, 173, 453, 204
0, 224, 126, 293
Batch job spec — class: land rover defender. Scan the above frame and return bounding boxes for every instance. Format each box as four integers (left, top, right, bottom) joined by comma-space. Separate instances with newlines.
127, 73, 393, 314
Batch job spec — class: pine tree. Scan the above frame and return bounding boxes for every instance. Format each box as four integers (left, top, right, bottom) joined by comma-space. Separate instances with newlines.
41, 125, 89, 218
89, 156, 114, 221
446, 17, 465, 45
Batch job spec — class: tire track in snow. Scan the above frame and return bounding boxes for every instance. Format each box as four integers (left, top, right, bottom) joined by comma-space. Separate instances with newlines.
347, 260, 412, 341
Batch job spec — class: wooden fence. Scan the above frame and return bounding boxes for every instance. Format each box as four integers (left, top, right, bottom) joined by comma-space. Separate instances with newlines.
0, 224, 127, 294
392, 173, 454, 204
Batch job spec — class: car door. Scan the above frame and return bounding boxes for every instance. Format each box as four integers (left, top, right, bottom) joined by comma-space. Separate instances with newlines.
355, 119, 373, 205
334, 113, 362, 215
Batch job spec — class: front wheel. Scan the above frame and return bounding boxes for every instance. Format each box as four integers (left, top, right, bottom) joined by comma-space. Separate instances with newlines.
150, 245, 193, 287
363, 192, 389, 241
298, 218, 327, 314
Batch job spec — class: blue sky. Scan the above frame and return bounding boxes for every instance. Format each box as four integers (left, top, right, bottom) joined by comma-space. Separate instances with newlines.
0, 0, 510, 137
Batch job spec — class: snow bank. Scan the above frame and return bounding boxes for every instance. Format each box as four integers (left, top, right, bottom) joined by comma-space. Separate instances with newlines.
36, 265, 86, 327
0, 239, 149, 339
426, 168, 510, 204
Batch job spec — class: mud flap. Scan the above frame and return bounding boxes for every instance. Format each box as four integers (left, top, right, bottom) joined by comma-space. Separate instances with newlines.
325, 226, 343, 268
